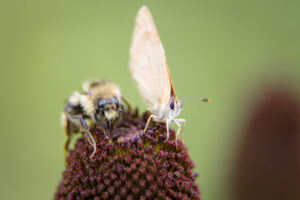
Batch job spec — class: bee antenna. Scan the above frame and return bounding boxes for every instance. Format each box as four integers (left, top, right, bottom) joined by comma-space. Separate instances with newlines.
180, 97, 211, 102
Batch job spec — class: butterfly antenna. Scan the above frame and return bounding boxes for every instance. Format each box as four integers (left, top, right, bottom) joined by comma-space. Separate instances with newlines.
180, 97, 211, 102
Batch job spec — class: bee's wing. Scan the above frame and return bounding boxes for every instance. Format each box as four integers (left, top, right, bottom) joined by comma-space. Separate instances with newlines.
130, 6, 172, 112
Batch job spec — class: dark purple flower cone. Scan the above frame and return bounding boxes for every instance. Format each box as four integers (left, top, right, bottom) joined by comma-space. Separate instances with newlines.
233, 86, 300, 200
55, 110, 201, 200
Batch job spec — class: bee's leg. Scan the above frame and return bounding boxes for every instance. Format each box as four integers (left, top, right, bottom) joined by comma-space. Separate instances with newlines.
82, 131, 96, 158
98, 109, 107, 136
112, 107, 123, 136
68, 115, 96, 158
106, 119, 112, 135
94, 110, 106, 135
122, 96, 131, 111
164, 120, 170, 142
64, 118, 72, 151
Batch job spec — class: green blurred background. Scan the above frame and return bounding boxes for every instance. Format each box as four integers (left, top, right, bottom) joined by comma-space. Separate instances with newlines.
1, 0, 300, 199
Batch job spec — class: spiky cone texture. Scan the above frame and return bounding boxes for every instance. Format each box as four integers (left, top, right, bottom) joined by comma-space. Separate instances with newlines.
55, 109, 201, 200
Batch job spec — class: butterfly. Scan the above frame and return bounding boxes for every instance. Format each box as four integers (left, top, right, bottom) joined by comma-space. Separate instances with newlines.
129, 6, 187, 144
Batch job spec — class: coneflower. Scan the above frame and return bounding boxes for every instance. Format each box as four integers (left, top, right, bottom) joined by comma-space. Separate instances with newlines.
232, 86, 300, 200
55, 109, 201, 200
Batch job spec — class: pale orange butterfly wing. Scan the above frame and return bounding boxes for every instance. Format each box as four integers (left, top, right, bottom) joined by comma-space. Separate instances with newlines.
130, 6, 174, 114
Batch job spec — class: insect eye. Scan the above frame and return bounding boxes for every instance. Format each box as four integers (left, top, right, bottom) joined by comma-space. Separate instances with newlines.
98, 99, 105, 108
170, 101, 175, 110
98, 102, 104, 109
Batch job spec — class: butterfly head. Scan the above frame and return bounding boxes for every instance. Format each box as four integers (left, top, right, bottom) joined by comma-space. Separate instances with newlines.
168, 98, 182, 118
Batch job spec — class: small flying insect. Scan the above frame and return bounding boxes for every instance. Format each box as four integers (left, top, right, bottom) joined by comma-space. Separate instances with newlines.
61, 80, 128, 158
129, 6, 209, 144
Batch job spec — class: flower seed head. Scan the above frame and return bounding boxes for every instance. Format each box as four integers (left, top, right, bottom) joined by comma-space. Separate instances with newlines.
55, 109, 201, 199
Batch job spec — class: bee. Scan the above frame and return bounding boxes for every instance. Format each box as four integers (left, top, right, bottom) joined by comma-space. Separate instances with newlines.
129, 6, 209, 145
61, 80, 128, 158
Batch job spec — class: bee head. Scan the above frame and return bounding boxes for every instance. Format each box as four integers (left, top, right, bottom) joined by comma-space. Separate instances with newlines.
98, 97, 120, 121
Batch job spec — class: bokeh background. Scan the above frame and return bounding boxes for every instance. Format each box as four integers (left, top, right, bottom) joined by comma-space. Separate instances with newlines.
1, 0, 300, 199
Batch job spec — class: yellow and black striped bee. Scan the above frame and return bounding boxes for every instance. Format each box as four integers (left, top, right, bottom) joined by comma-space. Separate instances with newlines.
61, 80, 129, 158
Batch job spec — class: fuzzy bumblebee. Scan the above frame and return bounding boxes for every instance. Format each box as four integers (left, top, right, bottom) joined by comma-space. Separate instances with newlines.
61, 80, 129, 158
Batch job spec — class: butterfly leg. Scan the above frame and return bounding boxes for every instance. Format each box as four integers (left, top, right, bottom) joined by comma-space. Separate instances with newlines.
144, 114, 155, 133
173, 119, 185, 147
164, 119, 170, 142
176, 119, 186, 142
68, 115, 96, 158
